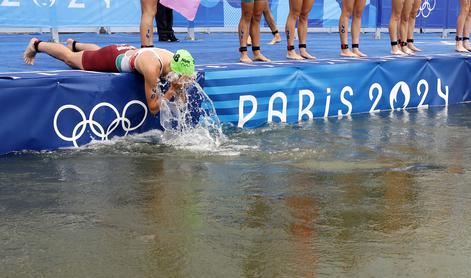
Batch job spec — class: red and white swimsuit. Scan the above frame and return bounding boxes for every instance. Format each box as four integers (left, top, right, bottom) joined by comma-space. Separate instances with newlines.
82, 45, 170, 73
82, 44, 136, 72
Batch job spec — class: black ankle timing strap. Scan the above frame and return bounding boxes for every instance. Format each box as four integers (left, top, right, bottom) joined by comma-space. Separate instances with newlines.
33, 40, 42, 52
299, 44, 306, 49
352, 44, 359, 48
252, 46, 260, 51
239, 46, 247, 52
341, 44, 348, 49
391, 41, 398, 46
456, 36, 463, 41
464, 37, 470, 41
141, 44, 154, 48
407, 39, 414, 43
272, 30, 279, 36
72, 40, 78, 52
287, 45, 295, 51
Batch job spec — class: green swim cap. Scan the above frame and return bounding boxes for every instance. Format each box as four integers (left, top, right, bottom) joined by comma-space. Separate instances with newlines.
170, 49, 195, 76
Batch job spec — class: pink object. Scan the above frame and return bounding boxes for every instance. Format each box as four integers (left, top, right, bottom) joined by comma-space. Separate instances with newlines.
160, 0, 201, 21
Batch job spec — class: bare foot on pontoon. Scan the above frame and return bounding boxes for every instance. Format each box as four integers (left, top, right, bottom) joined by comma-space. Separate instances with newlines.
391, 48, 406, 56
253, 53, 271, 62
455, 44, 469, 53
287, 50, 304, 60
407, 43, 422, 52
352, 48, 368, 57
401, 46, 415, 55
23, 38, 38, 65
300, 49, 316, 60
240, 52, 253, 63
340, 49, 358, 57
268, 33, 282, 45
464, 41, 471, 52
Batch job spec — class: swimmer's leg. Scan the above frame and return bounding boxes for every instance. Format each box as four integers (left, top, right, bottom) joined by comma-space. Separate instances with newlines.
24, 38, 84, 69
286, 0, 304, 60
351, 0, 367, 57
66, 39, 100, 52
298, 0, 316, 60
251, 0, 271, 62
339, 0, 357, 57
262, 2, 282, 45
239, 1, 254, 63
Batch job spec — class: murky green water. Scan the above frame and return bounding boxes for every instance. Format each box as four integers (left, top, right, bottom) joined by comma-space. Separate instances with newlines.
1, 104, 471, 277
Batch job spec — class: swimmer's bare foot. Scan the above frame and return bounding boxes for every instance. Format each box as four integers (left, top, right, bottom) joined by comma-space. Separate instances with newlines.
340, 49, 358, 57
253, 53, 271, 62
300, 49, 316, 60
287, 50, 304, 60
268, 33, 282, 45
352, 48, 368, 57
455, 42, 469, 53
391, 47, 406, 55
23, 38, 38, 65
401, 46, 415, 55
463, 41, 471, 52
66, 38, 76, 51
240, 52, 253, 63
407, 43, 422, 52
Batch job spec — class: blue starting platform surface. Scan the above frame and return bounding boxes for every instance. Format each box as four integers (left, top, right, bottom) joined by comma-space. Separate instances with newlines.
0, 33, 470, 154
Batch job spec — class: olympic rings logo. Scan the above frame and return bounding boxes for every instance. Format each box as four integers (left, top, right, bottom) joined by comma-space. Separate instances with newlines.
417, 0, 435, 18
53, 100, 148, 147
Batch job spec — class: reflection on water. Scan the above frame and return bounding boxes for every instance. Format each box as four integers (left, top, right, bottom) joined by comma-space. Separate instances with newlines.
1, 104, 471, 277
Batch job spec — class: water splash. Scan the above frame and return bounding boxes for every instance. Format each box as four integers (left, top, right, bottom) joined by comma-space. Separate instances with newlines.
158, 79, 226, 152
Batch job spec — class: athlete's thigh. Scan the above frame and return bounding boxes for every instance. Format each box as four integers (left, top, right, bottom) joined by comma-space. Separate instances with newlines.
301, 0, 315, 14
141, 0, 157, 13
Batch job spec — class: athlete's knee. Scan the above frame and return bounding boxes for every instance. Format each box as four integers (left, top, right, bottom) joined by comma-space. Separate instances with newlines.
401, 13, 409, 22
353, 6, 365, 18
341, 9, 353, 19
289, 7, 301, 18
241, 9, 253, 20
391, 12, 401, 22
299, 12, 309, 23
252, 10, 263, 20
461, 5, 470, 15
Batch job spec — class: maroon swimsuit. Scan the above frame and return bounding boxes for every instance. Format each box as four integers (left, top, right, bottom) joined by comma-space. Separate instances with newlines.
82, 44, 136, 72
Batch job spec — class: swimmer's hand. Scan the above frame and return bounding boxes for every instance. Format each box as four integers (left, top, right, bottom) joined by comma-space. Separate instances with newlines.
170, 80, 187, 103
170, 75, 193, 103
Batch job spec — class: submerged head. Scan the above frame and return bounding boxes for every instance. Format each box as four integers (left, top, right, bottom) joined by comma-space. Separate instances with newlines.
170, 49, 195, 77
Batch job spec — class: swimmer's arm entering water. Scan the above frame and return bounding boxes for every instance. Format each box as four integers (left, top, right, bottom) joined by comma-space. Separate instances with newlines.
140, 61, 179, 115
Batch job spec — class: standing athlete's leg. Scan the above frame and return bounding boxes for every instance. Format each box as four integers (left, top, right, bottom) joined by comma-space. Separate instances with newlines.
400, 0, 415, 54
407, 0, 422, 52
286, 0, 304, 59
298, 0, 316, 59
339, 0, 356, 57
239, 1, 255, 63
463, 5, 471, 51
140, 0, 158, 47
456, 0, 470, 52
389, 0, 405, 55
251, 0, 271, 61
351, 0, 367, 57
263, 2, 282, 45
